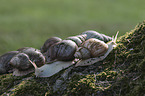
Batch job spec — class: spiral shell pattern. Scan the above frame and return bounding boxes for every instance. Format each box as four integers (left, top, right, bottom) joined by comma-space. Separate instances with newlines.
10, 53, 31, 71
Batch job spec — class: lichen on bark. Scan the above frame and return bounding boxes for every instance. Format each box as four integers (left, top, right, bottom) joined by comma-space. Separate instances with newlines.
0, 21, 145, 96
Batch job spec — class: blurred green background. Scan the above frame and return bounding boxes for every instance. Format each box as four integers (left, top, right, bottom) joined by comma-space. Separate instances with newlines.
0, 0, 145, 55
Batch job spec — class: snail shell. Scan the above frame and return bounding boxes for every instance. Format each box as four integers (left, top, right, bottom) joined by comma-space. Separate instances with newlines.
48, 34, 87, 61
10, 53, 31, 71
81, 30, 112, 42
0, 51, 19, 74
49, 40, 78, 61
74, 38, 108, 59
17, 47, 31, 51
40, 37, 62, 53
65, 34, 87, 46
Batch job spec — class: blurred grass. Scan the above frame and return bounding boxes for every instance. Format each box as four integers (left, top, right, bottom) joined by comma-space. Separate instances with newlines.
0, 0, 145, 55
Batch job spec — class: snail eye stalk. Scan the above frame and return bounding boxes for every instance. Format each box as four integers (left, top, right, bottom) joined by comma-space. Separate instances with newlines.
114, 31, 119, 43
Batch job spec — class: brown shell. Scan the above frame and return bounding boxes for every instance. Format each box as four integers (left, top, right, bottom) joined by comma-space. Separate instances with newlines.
49, 40, 78, 61
74, 38, 108, 59
65, 34, 87, 46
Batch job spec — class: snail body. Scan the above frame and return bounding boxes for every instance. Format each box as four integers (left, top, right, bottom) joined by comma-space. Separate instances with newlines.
30, 60, 74, 77
0, 51, 19, 74
81, 30, 112, 42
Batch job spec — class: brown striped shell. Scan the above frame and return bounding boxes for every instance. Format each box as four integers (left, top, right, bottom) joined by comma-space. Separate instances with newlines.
49, 40, 78, 61
74, 38, 108, 59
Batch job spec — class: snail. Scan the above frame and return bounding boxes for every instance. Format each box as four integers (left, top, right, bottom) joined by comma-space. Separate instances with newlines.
81, 30, 112, 42
0, 51, 19, 74
48, 34, 87, 61
75, 31, 119, 66
10, 47, 45, 76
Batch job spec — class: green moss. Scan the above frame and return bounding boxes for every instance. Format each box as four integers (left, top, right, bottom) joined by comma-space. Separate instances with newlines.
0, 74, 23, 94
0, 73, 51, 96
138, 59, 145, 72
65, 71, 118, 95
10, 79, 49, 96
66, 74, 96, 96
